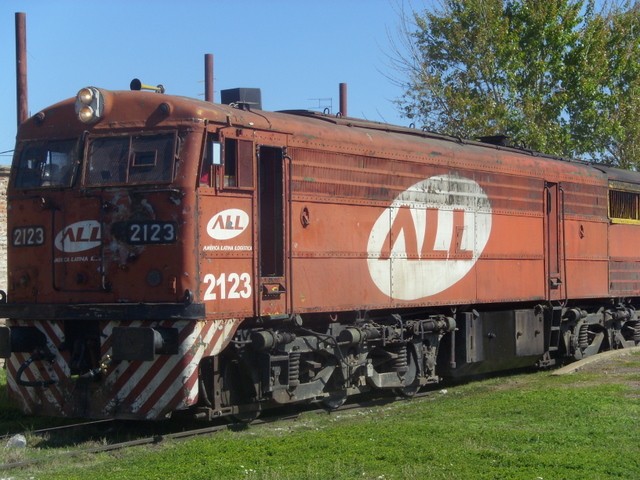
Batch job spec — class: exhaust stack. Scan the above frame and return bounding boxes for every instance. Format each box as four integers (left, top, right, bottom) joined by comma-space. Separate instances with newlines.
205, 54, 214, 103
339, 82, 347, 117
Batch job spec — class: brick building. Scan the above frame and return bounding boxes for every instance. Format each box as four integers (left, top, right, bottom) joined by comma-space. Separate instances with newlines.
0, 166, 8, 290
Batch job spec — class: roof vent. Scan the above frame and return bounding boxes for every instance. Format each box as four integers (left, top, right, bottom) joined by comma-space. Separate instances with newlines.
478, 134, 510, 147
221, 88, 262, 110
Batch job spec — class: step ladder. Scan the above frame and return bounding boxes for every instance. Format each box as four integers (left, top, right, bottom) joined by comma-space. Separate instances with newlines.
548, 305, 563, 352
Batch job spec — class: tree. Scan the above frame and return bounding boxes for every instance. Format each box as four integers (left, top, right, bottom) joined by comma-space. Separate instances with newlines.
591, 4, 640, 168
395, 0, 640, 168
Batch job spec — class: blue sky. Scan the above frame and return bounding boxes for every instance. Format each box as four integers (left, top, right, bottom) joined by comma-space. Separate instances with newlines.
0, 1, 429, 164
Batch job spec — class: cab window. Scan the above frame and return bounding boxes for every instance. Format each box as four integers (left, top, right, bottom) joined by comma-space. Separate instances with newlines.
85, 133, 177, 186
14, 139, 78, 189
199, 139, 220, 187
223, 138, 254, 188
200, 137, 254, 189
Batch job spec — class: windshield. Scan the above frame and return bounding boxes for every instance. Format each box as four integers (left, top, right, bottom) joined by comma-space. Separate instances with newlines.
85, 133, 177, 186
14, 139, 78, 189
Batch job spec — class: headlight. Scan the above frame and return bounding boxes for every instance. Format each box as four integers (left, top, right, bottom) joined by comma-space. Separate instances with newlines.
77, 105, 95, 123
76, 87, 94, 105
75, 87, 103, 123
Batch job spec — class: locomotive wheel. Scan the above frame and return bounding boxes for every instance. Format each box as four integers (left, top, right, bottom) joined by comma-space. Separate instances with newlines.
321, 364, 347, 410
220, 357, 261, 423
231, 408, 261, 424
322, 390, 348, 410
394, 344, 420, 398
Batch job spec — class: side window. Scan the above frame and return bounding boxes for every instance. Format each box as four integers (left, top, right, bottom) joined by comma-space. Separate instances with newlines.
224, 138, 254, 189
199, 138, 220, 187
609, 189, 640, 222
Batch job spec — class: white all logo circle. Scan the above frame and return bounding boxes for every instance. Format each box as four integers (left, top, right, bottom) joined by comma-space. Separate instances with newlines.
367, 174, 492, 300
54, 220, 102, 253
207, 209, 249, 240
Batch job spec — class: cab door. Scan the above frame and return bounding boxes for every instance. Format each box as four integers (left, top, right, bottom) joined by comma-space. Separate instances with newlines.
544, 182, 566, 301
257, 145, 289, 317
198, 131, 256, 320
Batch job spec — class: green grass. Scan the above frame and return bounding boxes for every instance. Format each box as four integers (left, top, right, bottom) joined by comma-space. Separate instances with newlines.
2, 353, 639, 479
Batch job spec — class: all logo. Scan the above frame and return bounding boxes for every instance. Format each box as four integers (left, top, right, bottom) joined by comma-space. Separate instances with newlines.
367, 174, 492, 300
207, 209, 249, 240
54, 220, 102, 253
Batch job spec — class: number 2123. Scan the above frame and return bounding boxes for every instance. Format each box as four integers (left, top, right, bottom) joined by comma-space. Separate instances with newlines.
203, 273, 252, 300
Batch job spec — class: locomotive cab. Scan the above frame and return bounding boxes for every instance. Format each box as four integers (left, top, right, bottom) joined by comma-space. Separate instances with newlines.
0, 86, 212, 418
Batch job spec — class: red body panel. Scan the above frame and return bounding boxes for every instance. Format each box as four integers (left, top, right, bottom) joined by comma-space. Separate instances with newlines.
609, 223, 640, 295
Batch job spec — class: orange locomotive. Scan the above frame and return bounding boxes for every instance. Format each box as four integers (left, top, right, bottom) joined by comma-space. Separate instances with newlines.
0, 82, 638, 419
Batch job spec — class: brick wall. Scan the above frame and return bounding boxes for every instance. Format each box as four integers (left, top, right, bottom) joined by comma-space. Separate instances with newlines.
0, 166, 8, 291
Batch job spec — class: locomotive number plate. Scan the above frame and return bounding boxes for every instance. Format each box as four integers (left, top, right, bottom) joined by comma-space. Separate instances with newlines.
12, 226, 45, 247
127, 222, 177, 245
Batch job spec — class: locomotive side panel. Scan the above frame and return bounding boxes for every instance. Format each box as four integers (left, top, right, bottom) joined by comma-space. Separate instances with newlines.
474, 172, 545, 303
198, 193, 255, 318
562, 182, 610, 299
606, 180, 640, 297
564, 225, 609, 298
609, 224, 640, 296
288, 140, 572, 308
289, 144, 500, 309
475, 214, 545, 302
292, 202, 388, 311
